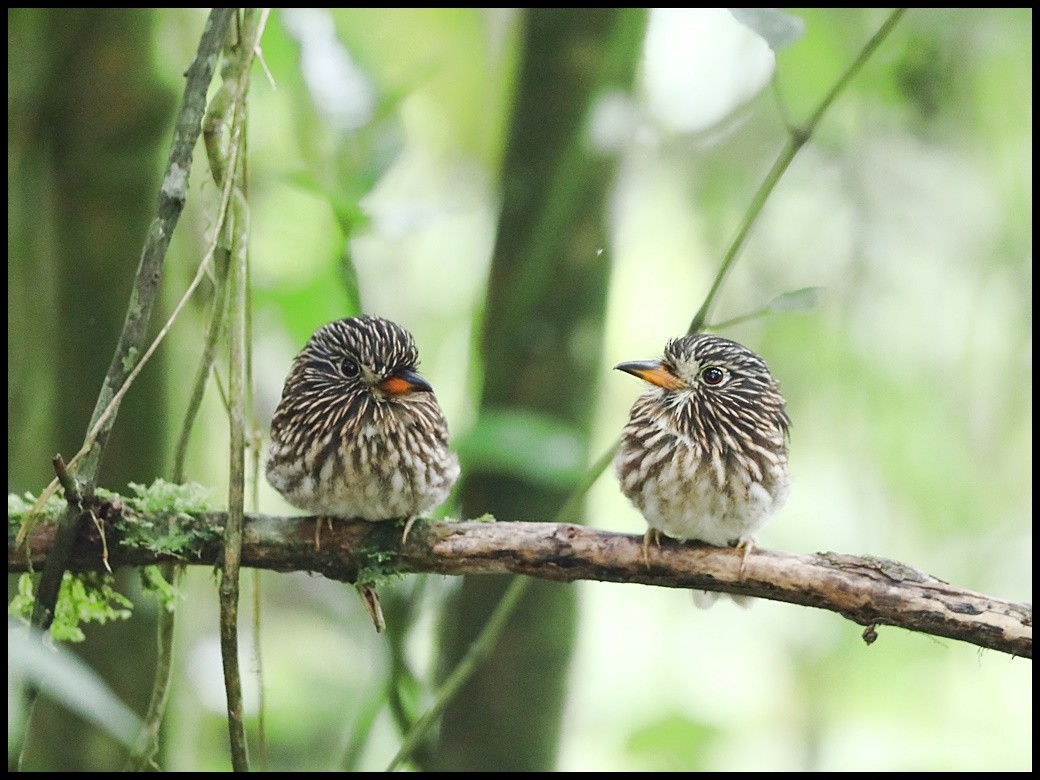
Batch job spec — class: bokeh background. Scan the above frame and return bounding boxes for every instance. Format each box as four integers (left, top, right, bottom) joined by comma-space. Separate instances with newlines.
8, 8, 1031, 771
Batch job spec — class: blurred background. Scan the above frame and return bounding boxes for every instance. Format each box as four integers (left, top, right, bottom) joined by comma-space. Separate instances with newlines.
8, 8, 1031, 771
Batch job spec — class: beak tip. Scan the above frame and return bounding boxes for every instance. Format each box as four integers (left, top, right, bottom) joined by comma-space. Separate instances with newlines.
614, 359, 684, 391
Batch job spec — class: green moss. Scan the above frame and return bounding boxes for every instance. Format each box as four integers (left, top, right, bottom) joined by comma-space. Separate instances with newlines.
9, 479, 209, 641
9, 571, 133, 643
99, 479, 220, 558
354, 545, 403, 589
8, 490, 65, 528
140, 565, 182, 612
124, 478, 211, 514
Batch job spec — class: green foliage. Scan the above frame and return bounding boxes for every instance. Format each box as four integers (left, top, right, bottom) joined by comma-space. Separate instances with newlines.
355, 539, 406, 589
766, 287, 822, 314
708, 287, 823, 331
625, 712, 719, 772
9, 623, 142, 749
140, 565, 181, 612
8, 573, 35, 621
9, 480, 205, 642
9, 572, 133, 643
121, 478, 212, 515
8, 490, 65, 526
455, 409, 586, 489
53, 573, 134, 642
99, 479, 220, 559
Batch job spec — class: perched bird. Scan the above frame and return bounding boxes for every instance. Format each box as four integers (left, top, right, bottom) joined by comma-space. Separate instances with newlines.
266, 315, 460, 630
613, 333, 790, 607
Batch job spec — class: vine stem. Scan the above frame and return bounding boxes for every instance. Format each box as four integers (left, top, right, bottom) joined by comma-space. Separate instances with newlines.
688, 8, 908, 334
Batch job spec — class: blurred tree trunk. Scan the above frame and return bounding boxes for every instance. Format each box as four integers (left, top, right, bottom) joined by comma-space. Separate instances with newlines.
434, 8, 647, 771
8, 8, 173, 771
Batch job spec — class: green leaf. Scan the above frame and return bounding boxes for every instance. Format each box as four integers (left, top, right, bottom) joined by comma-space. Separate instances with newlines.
767, 286, 823, 313
9, 621, 141, 748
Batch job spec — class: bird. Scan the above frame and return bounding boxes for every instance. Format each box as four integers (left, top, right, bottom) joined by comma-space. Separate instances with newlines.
613, 333, 790, 608
265, 315, 460, 631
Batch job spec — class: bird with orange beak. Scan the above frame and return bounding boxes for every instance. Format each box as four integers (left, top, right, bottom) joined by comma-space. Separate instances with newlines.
613, 333, 790, 607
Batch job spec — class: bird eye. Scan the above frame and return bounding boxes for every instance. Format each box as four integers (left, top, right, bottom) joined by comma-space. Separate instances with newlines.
701, 366, 725, 386
339, 358, 360, 378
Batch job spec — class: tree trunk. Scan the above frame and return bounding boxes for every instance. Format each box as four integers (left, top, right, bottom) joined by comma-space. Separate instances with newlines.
434, 8, 647, 771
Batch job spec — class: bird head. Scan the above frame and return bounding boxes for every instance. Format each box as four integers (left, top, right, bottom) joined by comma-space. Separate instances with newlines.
615, 333, 789, 441
296, 315, 432, 397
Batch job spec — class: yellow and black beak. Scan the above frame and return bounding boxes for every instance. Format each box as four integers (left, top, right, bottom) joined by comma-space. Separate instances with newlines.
378, 368, 433, 395
614, 360, 687, 391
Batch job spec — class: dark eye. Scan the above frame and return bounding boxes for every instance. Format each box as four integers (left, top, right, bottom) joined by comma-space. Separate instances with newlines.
339, 357, 360, 378
701, 366, 725, 386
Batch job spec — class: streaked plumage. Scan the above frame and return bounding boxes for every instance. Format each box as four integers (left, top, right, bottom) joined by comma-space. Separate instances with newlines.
266, 315, 460, 630
266, 315, 459, 521
614, 333, 790, 606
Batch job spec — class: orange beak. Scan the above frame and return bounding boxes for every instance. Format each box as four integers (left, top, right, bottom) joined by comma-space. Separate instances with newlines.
614, 360, 687, 390
378, 368, 433, 395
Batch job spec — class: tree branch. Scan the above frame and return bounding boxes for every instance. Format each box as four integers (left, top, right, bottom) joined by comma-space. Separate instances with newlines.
10, 511, 1030, 660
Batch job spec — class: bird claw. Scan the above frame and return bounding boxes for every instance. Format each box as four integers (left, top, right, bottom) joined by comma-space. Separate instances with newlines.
400, 515, 419, 546
314, 516, 333, 551
736, 537, 755, 579
642, 528, 661, 569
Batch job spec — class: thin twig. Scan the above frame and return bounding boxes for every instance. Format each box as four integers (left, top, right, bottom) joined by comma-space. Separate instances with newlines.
119, 8, 241, 770
13, 13, 236, 774
213, 8, 267, 771
688, 8, 908, 334
386, 575, 529, 771
123, 566, 179, 771
172, 247, 232, 479
50, 455, 82, 506
16, 7, 246, 545
122, 7, 268, 771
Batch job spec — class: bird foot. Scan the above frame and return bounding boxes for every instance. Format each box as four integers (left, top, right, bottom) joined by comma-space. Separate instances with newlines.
642, 528, 662, 569
356, 583, 386, 633
314, 516, 333, 551
736, 537, 756, 579
400, 515, 419, 546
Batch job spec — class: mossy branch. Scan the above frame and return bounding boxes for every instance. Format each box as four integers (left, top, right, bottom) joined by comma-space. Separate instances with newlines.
10, 510, 1031, 660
